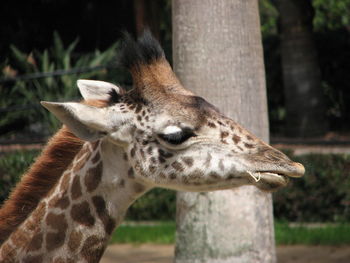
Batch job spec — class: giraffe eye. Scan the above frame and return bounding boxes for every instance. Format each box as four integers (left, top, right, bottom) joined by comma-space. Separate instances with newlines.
158, 127, 196, 145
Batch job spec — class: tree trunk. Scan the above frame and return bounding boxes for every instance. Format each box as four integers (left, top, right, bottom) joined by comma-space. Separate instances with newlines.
172, 1, 276, 263
274, 0, 328, 137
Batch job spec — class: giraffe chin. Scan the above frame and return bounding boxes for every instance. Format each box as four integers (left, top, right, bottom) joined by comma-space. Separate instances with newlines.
251, 172, 290, 192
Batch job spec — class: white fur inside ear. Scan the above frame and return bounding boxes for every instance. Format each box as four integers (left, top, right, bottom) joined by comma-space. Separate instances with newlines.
163, 125, 182, 134
77, 79, 121, 101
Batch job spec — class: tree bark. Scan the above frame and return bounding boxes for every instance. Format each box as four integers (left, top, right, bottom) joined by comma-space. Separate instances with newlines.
274, 0, 328, 137
173, 1, 276, 263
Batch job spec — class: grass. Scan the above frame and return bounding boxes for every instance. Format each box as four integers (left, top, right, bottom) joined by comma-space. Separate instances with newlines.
275, 222, 350, 245
110, 222, 175, 244
110, 221, 350, 245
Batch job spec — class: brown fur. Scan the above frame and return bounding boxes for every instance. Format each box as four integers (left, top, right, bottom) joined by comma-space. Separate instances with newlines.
0, 99, 107, 245
131, 59, 193, 102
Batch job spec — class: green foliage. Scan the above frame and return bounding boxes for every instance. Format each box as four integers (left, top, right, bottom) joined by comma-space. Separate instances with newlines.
110, 222, 175, 244
273, 154, 350, 222
109, 221, 350, 245
313, 0, 350, 31
275, 222, 350, 245
1, 32, 118, 134
126, 188, 176, 221
259, 0, 279, 37
0, 150, 40, 204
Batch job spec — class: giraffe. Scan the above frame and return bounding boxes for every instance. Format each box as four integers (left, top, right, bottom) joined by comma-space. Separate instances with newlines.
0, 31, 304, 262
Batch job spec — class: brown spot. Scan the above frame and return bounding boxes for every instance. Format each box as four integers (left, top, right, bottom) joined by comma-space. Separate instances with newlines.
171, 161, 184, 172
232, 134, 241, 144
150, 157, 157, 164
221, 131, 229, 139
148, 165, 156, 173
207, 122, 216, 128
46, 231, 66, 251
119, 179, 125, 187
128, 167, 135, 179
246, 135, 254, 141
68, 230, 83, 252
84, 162, 103, 192
71, 176, 82, 200
182, 157, 194, 167
11, 228, 29, 248
159, 172, 166, 179
130, 147, 136, 157
27, 232, 43, 251
137, 115, 142, 121
48, 195, 70, 209
244, 143, 254, 149
81, 235, 106, 263
133, 182, 145, 193
24, 202, 46, 232
147, 146, 153, 155
188, 169, 203, 180
158, 156, 166, 163
135, 104, 142, 113
1, 243, 16, 259
23, 255, 43, 263
46, 212, 68, 232
92, 152, 101, 164
123, 152, 128, 161
169, 173, 177, 180
92, 196, 116, 235
71, 201, 95, 227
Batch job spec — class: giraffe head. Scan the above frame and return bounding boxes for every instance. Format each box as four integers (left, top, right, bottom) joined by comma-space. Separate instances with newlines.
42, 31, 304, 193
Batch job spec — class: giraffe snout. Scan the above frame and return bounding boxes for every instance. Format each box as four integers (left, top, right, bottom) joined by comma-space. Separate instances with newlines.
285, 162, 305, 178
253, 146, 305, 179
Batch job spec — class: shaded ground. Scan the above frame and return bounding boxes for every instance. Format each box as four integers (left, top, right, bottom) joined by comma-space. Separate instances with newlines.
101, 244, 350, 263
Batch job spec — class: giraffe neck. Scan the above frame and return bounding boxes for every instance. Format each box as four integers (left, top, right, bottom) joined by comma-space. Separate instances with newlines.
0, 139, 151, 263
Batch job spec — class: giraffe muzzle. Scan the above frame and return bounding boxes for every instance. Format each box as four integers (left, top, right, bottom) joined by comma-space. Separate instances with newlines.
249, 161, 305, 191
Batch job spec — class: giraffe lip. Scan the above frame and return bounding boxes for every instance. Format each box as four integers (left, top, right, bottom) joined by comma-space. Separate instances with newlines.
250, 171, 287, 182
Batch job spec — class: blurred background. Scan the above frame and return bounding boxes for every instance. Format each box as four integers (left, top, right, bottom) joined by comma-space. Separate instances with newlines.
1, 0, 350, 254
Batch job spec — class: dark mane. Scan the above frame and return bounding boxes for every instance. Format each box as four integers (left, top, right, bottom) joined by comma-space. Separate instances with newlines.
0, 99, 107, 245
119, 29, 165, 70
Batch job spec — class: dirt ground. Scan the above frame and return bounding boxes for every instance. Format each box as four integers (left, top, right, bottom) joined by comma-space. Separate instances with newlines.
100, 244, 350, 263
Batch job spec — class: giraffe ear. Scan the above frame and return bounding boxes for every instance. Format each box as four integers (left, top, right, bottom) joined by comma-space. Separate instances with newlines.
77, 79, 124, 102
41, 101, 111, 141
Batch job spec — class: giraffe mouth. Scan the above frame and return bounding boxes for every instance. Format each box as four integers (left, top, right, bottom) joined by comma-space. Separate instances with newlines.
247, 171, 287, 183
